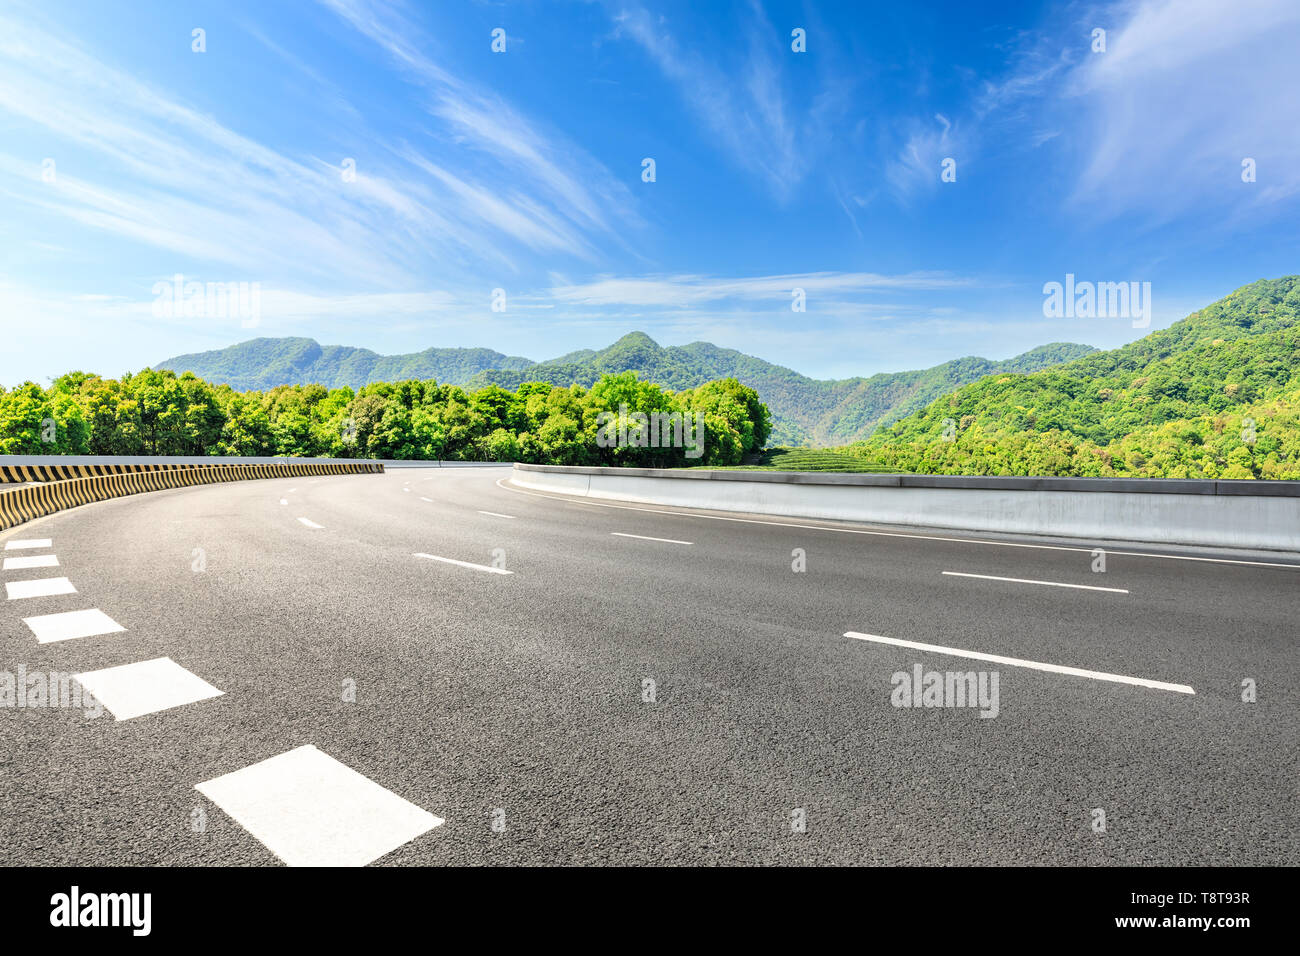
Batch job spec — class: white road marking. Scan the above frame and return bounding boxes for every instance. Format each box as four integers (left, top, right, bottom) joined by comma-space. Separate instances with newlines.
941, 570, 1129, 594
419, 497, 434, 503
74, 657, 223, 720
3, 554, 59, 570
297, 517, 324, 529
280, 499, 288, 505
499, 477, 1300, 571
403, 488, 411, 493
844, 631, 1195, 695
414, 553, 512, 575
4, 538, 52, 551
288, 488, 297, 492
23, 608, 126, 644
5, 577, 76, 600
195, 745, 443, 867
477, 510, 515, 519
610, 531, 692, 545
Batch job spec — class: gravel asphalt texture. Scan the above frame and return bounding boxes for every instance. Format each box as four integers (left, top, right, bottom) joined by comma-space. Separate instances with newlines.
1, 466, 1295, 865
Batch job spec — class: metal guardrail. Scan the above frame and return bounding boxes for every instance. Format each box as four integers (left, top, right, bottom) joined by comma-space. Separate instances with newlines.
0, 461, 382, 532
0, 455, 509, 479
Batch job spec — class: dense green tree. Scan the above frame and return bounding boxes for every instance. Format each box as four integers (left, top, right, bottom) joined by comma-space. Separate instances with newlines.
0, 367, 771, 469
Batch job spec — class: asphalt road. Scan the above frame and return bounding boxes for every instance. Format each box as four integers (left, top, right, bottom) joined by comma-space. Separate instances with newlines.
1, 466, 1296, 865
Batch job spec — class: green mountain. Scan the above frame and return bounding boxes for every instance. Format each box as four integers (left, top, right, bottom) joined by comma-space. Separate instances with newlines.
156, 337, 533, 392
465, 333, 1096, 445
158, 332, 1096, 446
859, 276, 1300, 479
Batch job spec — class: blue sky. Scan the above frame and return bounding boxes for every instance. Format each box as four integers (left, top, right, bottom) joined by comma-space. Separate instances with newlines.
1, 0, 1298, 386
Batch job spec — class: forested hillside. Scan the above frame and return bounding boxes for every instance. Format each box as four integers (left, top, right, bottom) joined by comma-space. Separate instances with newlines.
466, 333, 1096, 446
853, 277, 1300, 479
157, 337, 533, 392
160, 332, 1094, 446
466, 333, 1096, 444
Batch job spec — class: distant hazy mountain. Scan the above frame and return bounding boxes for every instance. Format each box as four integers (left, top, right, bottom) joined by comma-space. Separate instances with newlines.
157, 337, 533, 392
158, 332, 1096, 445
463, 332, 1097, 445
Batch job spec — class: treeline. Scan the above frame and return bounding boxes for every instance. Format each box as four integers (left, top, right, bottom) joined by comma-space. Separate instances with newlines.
850, 386, 1300, 479
0, 369, 771, 467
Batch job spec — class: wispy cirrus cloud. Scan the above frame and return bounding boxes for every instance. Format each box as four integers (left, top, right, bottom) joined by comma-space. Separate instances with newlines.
883, 40, 1072, 200
605, 0, 847, 201
318, 0, 638, 244
884, 113, 958, 200
0, 2, 637, 299
1065, 0, 1300, 222
548, 270, 977, 307
880, 0, 1300, 220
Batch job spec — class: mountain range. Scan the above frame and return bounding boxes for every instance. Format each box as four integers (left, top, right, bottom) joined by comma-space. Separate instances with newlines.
157, 333, 1097, 446
860, 276, 1300, 479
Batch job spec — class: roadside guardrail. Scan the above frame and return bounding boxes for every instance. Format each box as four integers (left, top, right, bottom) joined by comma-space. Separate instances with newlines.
0, 457, 383, 532
510, 463, 1300, 552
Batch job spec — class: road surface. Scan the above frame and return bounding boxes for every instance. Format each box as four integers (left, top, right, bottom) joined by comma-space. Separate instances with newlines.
1, 466, 1296, 865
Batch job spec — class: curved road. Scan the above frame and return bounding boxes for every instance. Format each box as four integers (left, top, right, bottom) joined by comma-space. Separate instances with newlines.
1, 466, 1296, 865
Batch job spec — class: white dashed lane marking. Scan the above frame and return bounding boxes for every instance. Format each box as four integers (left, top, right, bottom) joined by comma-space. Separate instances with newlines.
414, 553, 512, 575
941, 570, 1129, 594
5, 577, 76, 600
845, 632, 1195, 695
75, 657, 224, 720
297, 518, 324, 529
477, 511, 515, 519
4, 539, 52, 550
610, 532, 692, 545
419, 497, 434, 503
3, 554, 59, 570
195, 745, 444, 867
23, 608, 126, 644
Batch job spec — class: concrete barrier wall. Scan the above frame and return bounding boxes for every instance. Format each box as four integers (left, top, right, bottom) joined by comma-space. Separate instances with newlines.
0, 460, 383, 532
376, 460, 511, 469
511, 464, 1300, 552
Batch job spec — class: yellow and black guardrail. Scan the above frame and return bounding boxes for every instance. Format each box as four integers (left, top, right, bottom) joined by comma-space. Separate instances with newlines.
0, 461, 383, 532
2, 462, 198, 483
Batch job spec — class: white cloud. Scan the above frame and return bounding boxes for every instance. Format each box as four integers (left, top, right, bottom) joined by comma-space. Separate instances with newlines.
1066, 0, 1300, 220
